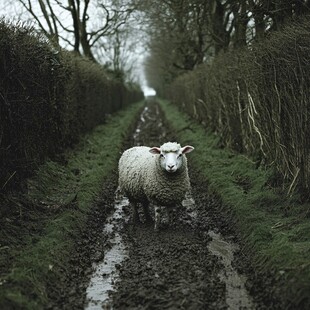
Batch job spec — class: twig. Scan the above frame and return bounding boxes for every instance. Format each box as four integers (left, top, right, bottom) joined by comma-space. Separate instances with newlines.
2, 171, 16, 189
287, 167, 300, 197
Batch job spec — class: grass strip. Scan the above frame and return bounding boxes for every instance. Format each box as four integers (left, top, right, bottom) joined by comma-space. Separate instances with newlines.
158, 99, 310, 309
0, 100, 144, 309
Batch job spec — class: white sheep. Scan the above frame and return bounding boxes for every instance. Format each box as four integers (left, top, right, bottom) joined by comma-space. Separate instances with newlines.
118, 142, 194, 230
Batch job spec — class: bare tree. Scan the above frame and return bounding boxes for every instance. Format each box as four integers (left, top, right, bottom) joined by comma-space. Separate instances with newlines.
100, 23, 142, 83
140, 0, 212, 70
15, 0, 135, 62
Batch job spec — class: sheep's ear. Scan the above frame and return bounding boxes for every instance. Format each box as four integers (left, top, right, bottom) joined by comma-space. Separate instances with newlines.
149, 147, 161, 154
181, 146, 194, 154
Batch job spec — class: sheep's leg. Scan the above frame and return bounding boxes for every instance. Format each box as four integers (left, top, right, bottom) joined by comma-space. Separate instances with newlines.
166, 207, 173, 225
154, 205, 162, 230
142, 201, 153, 223
131, 202, 140, 224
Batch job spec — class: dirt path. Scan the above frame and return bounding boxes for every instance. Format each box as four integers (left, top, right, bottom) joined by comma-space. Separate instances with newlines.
44, 100, 281, 309
81, 100, 275, 309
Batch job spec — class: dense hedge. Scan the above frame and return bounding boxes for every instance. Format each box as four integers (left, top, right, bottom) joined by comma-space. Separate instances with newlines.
168, 18, 310, 198
0, 21, 143, 190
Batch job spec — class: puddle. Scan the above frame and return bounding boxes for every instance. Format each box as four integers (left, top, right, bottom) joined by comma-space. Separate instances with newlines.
133, 106, 148, 144
133, 103, 167, 145
85, 196, 129, 309
208, 231, 255, 309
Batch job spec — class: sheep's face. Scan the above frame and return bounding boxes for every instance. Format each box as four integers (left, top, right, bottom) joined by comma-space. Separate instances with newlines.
149, 143, 194, 174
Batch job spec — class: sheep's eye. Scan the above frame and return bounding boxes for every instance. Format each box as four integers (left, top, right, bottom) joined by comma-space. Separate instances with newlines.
178, 154, 182, 158
160, 154, 164, 158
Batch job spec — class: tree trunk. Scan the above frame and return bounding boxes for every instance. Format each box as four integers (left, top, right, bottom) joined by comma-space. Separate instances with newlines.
232, 1, 248, 49
212, 0, 230, 55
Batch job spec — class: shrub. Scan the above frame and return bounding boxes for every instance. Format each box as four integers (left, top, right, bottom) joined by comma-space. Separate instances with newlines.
168, 17, 310, 198
0, 21, 143, 190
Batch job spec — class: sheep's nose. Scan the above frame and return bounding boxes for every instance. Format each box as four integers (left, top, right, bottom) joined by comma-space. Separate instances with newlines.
168, 165, 175, 169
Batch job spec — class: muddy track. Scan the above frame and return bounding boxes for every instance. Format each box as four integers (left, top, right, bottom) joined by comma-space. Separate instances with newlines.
48, 100, 280, 309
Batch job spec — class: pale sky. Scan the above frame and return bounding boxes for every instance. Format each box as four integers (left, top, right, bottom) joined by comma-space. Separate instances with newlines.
0, 0, 156, 97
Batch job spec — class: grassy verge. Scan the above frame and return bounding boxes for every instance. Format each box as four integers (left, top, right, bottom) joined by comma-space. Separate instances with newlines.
0, 100, 144, 309
159, 99, 310, 309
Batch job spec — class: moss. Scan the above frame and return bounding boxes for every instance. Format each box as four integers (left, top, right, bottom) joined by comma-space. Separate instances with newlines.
159, 99, 310, 309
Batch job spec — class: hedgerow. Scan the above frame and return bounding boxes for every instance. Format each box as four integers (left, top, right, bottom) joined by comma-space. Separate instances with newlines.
0, 21, 143, 190
168, 17, 310, 199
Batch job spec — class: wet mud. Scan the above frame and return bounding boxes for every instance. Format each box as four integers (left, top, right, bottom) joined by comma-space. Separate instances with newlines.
85, 196, 129, 309
47, 99, 281, 309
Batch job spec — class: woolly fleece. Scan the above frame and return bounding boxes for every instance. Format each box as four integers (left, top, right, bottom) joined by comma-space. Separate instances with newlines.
118, 143, 191, 207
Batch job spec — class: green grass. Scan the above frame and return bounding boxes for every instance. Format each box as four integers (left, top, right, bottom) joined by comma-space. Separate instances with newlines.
158, 99, 310, 309
0, 100, 144, 309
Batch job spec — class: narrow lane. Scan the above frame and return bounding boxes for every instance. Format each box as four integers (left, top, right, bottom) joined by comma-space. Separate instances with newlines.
84, 99, 259, 309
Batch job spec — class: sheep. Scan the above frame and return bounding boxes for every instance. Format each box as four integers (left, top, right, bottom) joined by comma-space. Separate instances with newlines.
118, 142, 194, 230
